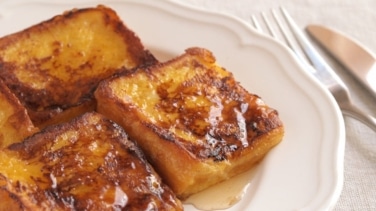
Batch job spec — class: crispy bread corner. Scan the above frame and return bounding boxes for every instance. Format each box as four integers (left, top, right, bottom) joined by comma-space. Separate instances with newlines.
0, 79, 38, 149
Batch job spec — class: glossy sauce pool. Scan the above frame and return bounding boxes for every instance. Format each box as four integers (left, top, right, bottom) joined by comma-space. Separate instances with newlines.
184, 166, 259, 210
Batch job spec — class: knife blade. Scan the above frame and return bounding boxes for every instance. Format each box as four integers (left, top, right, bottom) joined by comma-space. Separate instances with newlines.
306, 24, 376, 98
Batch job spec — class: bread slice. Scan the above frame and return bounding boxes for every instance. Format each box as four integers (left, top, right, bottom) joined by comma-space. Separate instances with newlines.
0, 5, 157, 128
0, 112, 183, 210
0, 79, 38, 148
0, 79, 38, 210
95, 47, 285, 199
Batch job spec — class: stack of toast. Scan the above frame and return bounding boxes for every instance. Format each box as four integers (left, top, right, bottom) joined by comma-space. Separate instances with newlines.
0, 5, 284, 210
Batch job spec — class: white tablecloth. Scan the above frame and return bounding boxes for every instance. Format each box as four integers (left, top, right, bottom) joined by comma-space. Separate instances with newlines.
177, 0, 376, 210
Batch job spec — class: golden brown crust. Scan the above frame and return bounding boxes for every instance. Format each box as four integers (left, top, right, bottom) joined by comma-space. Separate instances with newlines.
0, 186, 25, 211
0, 5, 157, 128
0, 79, 39, 148
95, 47, 284, 199
0, 112, 183, 210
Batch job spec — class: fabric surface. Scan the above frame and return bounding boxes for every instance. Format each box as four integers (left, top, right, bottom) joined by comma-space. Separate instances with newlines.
177, 0, 376, 210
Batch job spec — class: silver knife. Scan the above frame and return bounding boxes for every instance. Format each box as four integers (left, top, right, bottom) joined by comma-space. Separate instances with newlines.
306, 24, 376, 98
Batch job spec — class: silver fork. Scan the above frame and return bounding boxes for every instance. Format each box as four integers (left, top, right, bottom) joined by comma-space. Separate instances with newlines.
252, 7, 376, 132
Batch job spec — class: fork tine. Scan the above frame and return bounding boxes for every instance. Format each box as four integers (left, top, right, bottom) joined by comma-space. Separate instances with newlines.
270, 8, 308, 66
251, 15, 262, 32
271, 10, 294, 52
261, 12, 278, 38
279, 8, 329, 72
278, 7, 348, 86
252, 9, 307, 68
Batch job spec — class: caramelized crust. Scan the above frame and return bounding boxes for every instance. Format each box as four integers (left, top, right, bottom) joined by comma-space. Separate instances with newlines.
0, 112, 182, 210
0, 79, 38, 148
0, 185, 25, 211
0, 5, 157, 128
95, 47, 284, 199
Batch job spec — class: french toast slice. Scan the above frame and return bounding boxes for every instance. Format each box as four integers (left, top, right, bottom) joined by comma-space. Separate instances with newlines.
0, 112, 183, 210
95, 47, 285, 199
0, 5, 157, 128
0, 79, 38, 148
0, 79, 38, 210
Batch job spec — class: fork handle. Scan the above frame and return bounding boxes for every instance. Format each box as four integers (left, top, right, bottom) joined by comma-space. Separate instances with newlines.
340, 103, 376, 132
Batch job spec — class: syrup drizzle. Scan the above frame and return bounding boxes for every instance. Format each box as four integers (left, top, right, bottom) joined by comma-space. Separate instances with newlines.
184, 167, 257, 210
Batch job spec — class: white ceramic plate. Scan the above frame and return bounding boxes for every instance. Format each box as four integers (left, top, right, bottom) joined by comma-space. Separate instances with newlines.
0, 0, 345, 210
